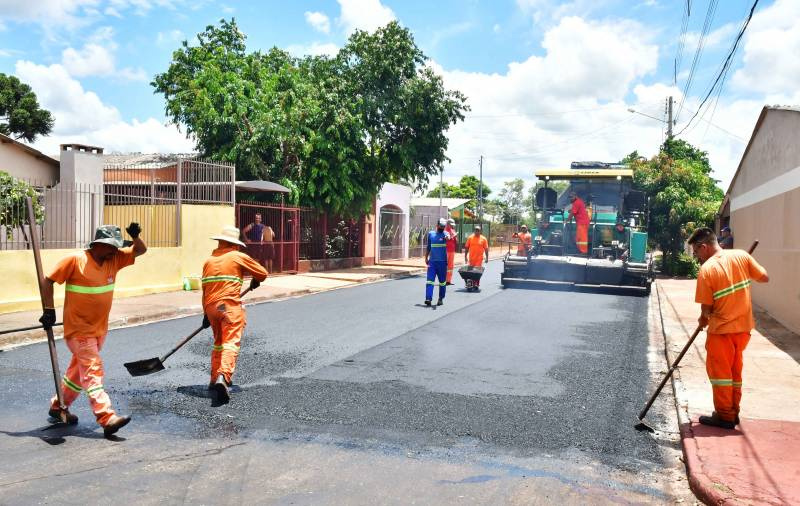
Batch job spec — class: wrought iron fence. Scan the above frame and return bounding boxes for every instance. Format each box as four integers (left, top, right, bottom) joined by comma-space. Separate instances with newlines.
1, 159, 235, 250
1, 179, 102, 250
299, 209, 364, 261
236, 203, 300, 273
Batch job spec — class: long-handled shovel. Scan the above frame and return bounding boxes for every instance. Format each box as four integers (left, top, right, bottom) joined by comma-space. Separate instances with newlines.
124, 286, 254, 376
26, 197, 68, 424
0, 322, 63, 335
635, 239, 759, 432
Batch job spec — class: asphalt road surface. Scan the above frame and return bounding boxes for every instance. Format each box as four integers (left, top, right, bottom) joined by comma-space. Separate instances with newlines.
0, 260, 694, 504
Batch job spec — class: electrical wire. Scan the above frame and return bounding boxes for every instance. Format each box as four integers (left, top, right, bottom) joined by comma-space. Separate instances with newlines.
676, 0, 719, 122
676, 0, 760, 137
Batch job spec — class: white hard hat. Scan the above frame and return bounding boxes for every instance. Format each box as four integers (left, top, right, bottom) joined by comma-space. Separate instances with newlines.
438, 218, 447, 227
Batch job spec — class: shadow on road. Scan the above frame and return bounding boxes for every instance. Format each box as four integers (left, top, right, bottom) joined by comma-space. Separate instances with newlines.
0, 422, 125, 445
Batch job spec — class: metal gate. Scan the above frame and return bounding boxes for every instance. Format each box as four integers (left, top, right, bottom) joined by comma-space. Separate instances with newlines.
236, 203, 300, 273
378, 206, 405, 261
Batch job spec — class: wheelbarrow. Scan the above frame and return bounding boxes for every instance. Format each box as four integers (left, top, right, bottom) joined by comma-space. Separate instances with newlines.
458, 265, 484, 292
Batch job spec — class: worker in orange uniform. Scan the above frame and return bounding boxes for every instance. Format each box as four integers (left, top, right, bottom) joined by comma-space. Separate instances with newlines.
39, 223, 147, 437
464, 226, 489, 288
445, 218, 458, 285
512, 225, 532, 256
567, 191, 590, 254
688, 227, 769, 429
201, 226, 268, 404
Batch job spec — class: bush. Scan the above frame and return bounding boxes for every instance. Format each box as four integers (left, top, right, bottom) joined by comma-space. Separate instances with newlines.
658, 252, 699, 278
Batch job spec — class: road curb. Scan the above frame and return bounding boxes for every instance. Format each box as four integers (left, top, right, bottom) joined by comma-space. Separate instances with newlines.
655, 280, 729, 506
0, 269, 424, 351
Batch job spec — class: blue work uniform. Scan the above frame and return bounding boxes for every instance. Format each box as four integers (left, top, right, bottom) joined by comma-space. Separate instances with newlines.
426, 229, 448, 301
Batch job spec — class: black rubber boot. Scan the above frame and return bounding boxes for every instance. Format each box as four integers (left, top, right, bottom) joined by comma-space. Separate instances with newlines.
103, 414, 131, 437
214, 374, 230, 404
698, 412, 736, 430
424, 300, 431, 306
436, 299, 444, 306
48, 408, 78, 425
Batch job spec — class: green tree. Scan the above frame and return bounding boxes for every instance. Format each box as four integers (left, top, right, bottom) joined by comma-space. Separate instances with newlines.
497, 178, 526, 224
0, 74, 54, 142
153, 19, 468, 216
0, 170, 44, 241
426, 175, 490, 213
631, 142, 723, 275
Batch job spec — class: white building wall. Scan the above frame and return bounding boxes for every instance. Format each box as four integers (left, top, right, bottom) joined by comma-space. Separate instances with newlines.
375, 183, 411, 261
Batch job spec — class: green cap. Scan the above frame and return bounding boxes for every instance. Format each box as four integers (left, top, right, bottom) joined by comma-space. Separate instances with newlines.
88, 225, 124, 249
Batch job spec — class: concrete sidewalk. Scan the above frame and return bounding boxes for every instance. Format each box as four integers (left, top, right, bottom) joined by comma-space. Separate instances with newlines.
655, 278, 800, 505
0, 263, 425, 351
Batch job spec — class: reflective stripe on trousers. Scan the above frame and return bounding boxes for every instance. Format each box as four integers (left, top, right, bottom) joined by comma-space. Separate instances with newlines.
426, 261, 447, 301
51, 335, 115, 426
207, 302, 246, 385
705, 331, 750, 422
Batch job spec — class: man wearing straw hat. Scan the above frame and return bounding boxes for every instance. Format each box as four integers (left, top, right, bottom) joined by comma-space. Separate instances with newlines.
40, 223, 146, 437
201, 225, 268, 403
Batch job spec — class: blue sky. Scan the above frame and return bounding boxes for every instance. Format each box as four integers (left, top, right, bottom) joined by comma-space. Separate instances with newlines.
2, 0, 799, 192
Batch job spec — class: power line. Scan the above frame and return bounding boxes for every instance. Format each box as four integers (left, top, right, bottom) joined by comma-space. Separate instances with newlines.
676, 0, 760, 137
675, 0, 719, 122
673, 1, 691, 85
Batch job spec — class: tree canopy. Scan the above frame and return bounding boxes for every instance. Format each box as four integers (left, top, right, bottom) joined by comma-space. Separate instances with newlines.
628, 140, 723, 274
426, 175, 490, 213
0, 74, 53, 142
153, 19, 468, 215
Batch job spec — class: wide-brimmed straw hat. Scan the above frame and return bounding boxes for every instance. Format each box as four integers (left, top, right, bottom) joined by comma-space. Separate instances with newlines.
211, 226, 246, 247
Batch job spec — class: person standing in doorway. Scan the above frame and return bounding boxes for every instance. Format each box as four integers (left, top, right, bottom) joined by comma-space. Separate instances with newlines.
40, 223, 147, 437
262, 224, 276, 272
445, 218, 458, 285
689, 227, 769, 429
243, 213, 266, 268
567, 191, 590, 254
424, 218, 449, 306
719, 226, 734, 249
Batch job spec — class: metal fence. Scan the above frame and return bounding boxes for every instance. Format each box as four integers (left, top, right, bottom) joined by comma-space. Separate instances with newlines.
236, 203, 300, 273
299, 209, 364, 261
1, 179, 102, 250
1, 159, 235, 250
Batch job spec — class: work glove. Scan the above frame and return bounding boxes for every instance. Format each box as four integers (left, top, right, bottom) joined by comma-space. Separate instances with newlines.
201, 314, 210, 329
126, 222, 142, 239
249, 278, 261, 290
39, 308, 56, 330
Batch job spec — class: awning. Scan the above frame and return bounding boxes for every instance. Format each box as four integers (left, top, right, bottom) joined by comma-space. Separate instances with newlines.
236, 180, 291, 193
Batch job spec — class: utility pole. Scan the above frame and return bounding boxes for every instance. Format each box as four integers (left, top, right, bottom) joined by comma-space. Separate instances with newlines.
438, 168, 443, 219
667, 96, 674, 140
478, 155, 483, 223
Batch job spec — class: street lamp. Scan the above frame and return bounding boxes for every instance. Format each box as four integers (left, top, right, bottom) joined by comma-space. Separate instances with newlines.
627, 108, 664, 123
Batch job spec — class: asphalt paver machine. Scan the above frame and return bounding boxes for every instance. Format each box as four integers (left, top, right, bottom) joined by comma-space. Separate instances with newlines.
501, 162, 654, 294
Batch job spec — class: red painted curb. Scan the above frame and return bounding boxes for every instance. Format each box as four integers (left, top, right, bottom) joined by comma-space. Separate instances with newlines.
680, 421, 741, 506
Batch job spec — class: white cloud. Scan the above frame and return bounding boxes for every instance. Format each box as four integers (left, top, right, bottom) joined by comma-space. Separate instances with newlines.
14, 60, 193, 154
305, 11, 331, 34
337, 0, 396, 35
428, 16, 660, 191
0, 0, 100, 32
731, 0, 800, 96
516, 0, 606, 25
286, 42, 340, 58
156, 29, 185, 46
60, 27, 148, 81
62, 43, 115, 77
